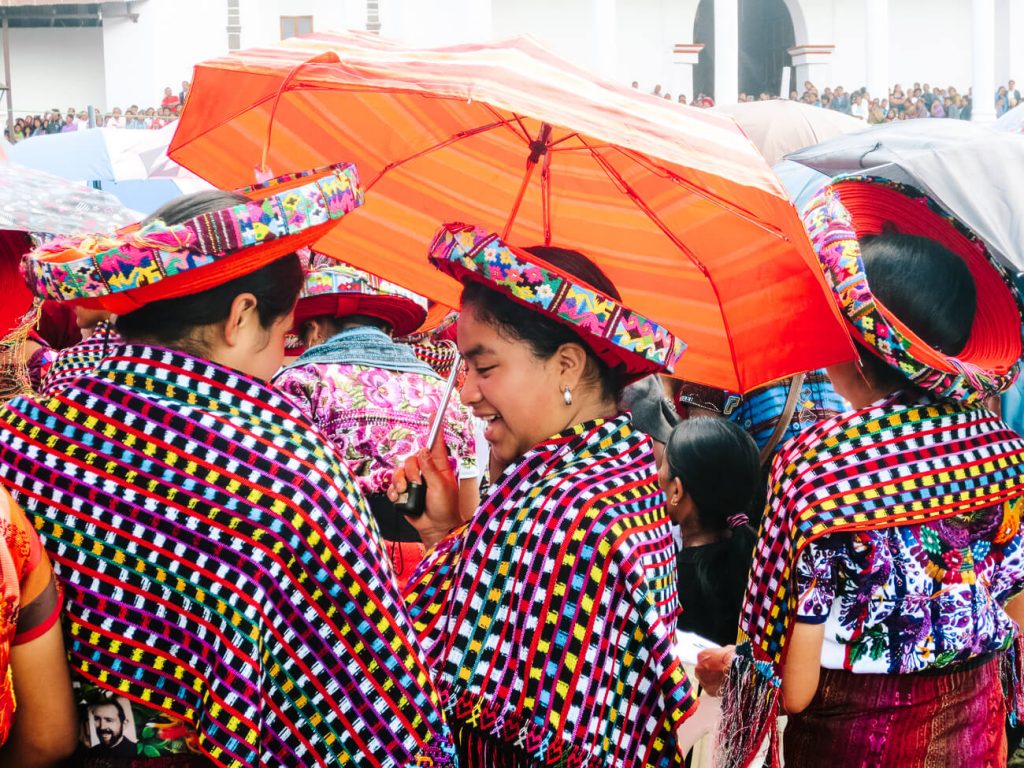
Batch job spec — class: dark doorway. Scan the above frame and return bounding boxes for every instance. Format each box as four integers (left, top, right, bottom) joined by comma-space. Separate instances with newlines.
693, 0, 796, 102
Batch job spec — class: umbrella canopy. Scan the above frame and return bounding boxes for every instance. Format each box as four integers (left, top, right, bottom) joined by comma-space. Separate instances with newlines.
786, 119, 1024, 272
97, 178, 212, 216
772, 160, 830, 214
0, 161, 140, 234
996, 103, 1024, 134
9, 125, 213, 216
712, 100, 867, 166
9, 127, 151, 182
168, 32, 855, 392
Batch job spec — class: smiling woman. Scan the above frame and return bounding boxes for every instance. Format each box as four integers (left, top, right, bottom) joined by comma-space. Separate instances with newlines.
391, 222, 697, 766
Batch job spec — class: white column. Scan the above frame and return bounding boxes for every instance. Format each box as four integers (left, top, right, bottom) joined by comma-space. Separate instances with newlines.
1006, 0, 1024, 92
788, 46, 835, 98
672, 44, 704, 103
713, 0, 739, 105
864, 0, 889, 102
972, 0, 997, 123
590, 0, 617, 80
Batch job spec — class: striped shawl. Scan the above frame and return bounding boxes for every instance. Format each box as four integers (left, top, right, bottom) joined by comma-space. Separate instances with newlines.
718, 393, 1024, 767
0, 343, 455, 768
404, 415, 697, 767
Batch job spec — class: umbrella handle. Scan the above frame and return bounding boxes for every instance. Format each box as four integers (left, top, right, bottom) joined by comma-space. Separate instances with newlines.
259, 51, 342, 177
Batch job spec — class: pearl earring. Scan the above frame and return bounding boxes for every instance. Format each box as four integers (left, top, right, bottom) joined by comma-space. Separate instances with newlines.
563, 385, 573, 406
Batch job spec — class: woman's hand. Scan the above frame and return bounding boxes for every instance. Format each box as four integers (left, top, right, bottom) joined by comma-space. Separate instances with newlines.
388, 434, 461, 551
695, 645, 736, 696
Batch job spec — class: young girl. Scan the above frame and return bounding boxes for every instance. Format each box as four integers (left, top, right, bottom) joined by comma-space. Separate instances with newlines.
659, 417, 760, 646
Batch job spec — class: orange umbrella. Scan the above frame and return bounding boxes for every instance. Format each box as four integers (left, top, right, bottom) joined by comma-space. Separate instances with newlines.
168, 32, 855, 392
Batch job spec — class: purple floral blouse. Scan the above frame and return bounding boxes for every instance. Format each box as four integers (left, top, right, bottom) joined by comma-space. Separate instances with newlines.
794, 500, 1024, 674
275, 362, 478, 496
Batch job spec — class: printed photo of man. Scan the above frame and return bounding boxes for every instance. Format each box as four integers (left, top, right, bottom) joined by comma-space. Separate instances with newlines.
88, 699, 137, 757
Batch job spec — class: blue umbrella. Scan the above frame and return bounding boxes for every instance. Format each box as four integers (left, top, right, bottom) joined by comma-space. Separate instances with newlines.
9, 127, 212, 214
8, 127, 149, 181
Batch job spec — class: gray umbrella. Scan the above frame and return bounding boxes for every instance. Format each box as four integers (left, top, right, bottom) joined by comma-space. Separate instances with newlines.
785, 120, 1024, 273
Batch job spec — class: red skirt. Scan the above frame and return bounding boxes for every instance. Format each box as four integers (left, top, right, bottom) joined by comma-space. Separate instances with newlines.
784, 656, 1006, 768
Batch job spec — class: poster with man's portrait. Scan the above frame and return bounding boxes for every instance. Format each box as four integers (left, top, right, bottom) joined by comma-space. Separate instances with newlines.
86, 696, 139, 757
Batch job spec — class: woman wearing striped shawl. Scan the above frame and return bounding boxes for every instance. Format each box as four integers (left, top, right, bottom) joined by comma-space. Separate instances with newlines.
702, 178, 1024, 767
390, 223, 698, 766
0, 166, 456, 767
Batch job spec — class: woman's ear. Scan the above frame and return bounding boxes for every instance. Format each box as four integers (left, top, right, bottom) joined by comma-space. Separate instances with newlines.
555, 342, 589, 388
222, 293, 259, 348
667, 476, 684, 506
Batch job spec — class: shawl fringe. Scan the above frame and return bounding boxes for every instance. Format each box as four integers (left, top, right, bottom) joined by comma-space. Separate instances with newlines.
1003, 633, 1024, 727
445, 683, 583, 768
715, 642, 781, 768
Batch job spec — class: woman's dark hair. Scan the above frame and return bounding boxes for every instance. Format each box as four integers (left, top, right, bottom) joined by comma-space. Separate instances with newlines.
116, 190, 304, 350
860, 232, 976, 355
666, 417, 761, 645
856, 231, 977, 392
300, 313, 391, 344
460, 245, 626, 401
665, 417, 761, 532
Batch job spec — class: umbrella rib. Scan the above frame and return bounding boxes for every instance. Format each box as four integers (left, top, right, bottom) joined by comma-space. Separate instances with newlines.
614, 147, 788, 239
581, 141, 744, 387
364, 119, 512, 191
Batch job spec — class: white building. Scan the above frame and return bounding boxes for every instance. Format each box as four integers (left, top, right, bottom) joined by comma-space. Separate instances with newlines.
1, 0, 1019, 123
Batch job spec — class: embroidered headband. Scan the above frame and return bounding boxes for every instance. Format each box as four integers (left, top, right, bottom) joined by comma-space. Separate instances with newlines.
293, 253, 428, 337
428, 223, 685, 381
805, 177, 1023, 403
22, 162, 364, 313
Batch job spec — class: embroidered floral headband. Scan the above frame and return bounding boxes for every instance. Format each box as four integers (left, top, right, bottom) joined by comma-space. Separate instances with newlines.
22, 162, 363, 313
294, 254, 428, 337
805, 178, 1023, 403
428, 222, 685, 381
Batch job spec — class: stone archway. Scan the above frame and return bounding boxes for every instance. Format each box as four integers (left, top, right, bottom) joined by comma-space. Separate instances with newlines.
692, 0, 797, 101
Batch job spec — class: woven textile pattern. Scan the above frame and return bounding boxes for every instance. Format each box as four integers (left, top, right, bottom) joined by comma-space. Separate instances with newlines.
716, 395, 1024, 768
301, 257, 428, 308
428, 224, 685, 376
744, 396, 1024, 666
25, 163, 363, 304
730, 369, 846, 455
405, 416, 698, 767
39, 319, 123, 395
805, 188, 1022, 403
0, 344, 454, 768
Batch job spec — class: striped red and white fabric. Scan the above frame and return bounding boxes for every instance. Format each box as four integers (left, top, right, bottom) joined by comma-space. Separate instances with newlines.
168, 32, 855, 393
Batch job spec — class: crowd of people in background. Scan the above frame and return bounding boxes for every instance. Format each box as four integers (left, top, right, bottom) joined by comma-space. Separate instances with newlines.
632, 77, 1022, 123
3, 80, 189, 143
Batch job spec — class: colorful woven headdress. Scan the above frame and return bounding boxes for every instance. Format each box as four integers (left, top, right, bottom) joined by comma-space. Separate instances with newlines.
22, 163, 363, 313
294, 253, 428, 337
805, 177, 1023, 403
428, 223, 685, 382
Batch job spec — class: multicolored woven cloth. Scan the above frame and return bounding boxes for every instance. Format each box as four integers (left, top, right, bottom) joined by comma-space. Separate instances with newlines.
22, 163, 363, 312
805, 184, 1023, 404
398, 312, 461, 379
718, 394, 1024, 767
39, 319, 123, 395
294, 255, 429, 340
428, 223, 685, 382
404, 415, 698, 766
729, 369, 846, 456
0, 344, 455, 768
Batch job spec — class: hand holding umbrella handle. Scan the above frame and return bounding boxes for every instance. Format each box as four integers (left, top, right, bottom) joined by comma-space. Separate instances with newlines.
395, 351, 462, 517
